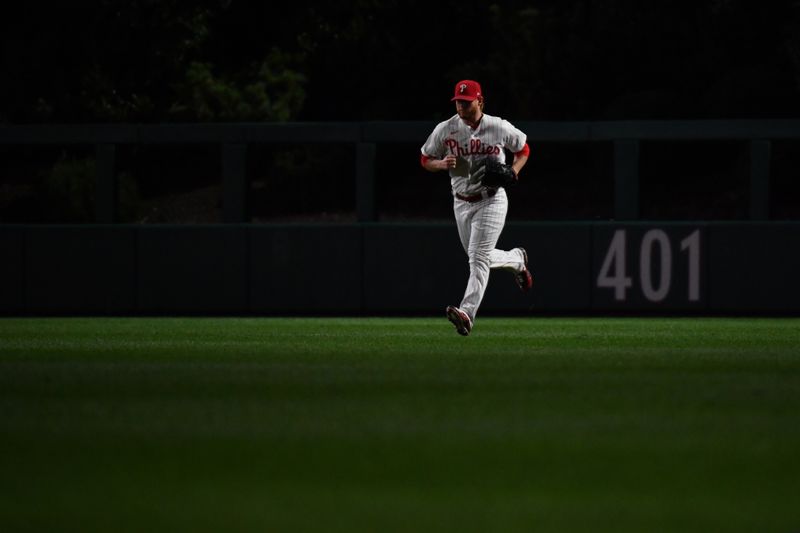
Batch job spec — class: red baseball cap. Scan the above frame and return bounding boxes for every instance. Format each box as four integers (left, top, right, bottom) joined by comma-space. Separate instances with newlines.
451, 80, 482, 101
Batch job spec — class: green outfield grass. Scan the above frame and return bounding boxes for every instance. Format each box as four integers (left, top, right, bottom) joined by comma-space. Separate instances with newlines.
1, 317, 799, 533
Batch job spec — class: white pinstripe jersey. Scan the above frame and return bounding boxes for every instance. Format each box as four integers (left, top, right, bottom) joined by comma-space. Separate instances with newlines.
421, 113, 527, 196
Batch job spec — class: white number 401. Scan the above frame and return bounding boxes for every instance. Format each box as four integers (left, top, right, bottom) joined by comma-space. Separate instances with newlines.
597, 229, 701, 302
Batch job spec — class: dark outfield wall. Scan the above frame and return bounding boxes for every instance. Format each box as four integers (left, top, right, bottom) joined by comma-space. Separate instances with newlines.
1, 222, 799, 315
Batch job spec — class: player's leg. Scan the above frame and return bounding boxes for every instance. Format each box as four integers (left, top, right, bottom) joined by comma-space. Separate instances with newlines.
489, 246, 533, 291
459, 191, 508, 321
477, 188, 532, 291
453, 198, 473, 253
488, 247, 525, 271
446, 198, 477, 335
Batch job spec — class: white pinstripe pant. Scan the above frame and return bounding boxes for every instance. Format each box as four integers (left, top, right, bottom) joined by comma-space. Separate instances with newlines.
453, 188, 524, 322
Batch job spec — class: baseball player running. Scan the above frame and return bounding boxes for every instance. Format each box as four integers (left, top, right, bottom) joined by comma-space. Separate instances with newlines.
420, 79, 532, 336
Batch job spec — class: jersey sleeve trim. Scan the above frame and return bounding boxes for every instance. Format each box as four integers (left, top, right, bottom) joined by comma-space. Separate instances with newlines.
514, 143, 530, 158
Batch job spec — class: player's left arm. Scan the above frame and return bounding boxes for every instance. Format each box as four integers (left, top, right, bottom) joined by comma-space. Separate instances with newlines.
511, 143, 530, 176
503, 120, 529, 176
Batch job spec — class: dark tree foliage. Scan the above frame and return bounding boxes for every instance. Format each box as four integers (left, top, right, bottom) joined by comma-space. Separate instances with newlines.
1, 0, 799, 122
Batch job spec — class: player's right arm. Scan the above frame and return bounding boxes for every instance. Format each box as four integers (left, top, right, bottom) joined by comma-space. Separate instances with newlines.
420, 121, 456, 172
421, 153, 457, 172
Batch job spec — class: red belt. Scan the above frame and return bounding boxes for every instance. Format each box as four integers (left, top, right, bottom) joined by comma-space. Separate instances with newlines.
456, 189, 497, 203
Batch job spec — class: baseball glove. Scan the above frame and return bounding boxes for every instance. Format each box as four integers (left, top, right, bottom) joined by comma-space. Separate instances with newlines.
470, 158, 518, 188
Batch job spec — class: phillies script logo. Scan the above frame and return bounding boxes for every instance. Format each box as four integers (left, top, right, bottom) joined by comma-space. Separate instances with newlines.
444, 138, 500, 157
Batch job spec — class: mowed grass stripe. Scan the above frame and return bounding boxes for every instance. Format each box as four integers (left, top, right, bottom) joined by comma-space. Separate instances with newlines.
0, 317, 799, 533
